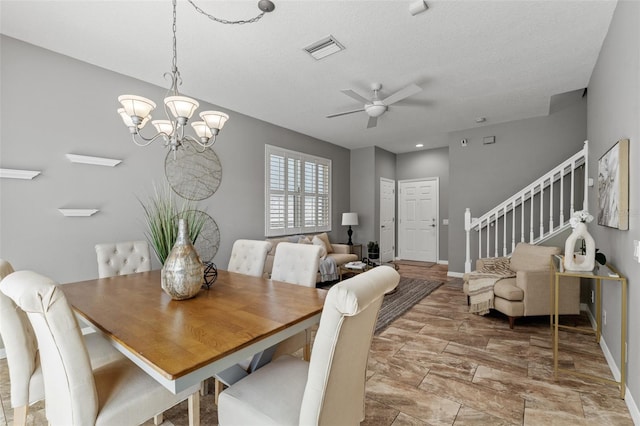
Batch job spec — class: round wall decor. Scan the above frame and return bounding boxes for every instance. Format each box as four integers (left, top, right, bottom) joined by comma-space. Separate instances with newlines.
165, 140, 222, 201
176, 210, 220, 262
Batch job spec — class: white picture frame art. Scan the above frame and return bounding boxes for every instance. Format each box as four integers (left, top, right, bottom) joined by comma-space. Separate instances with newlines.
597, 138, 629, 230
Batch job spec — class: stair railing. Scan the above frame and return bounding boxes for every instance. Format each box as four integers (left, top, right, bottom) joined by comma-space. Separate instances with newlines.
464, 140, 589, 273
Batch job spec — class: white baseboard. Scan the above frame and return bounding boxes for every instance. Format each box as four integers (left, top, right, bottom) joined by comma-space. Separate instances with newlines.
437, 260, 448, 265
447, 271, 464, 278
582, 303, 639, 424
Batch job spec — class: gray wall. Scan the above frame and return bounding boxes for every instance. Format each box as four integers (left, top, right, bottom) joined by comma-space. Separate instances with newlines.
374, 146, 396, 247
396, 146, 450, 262
586, 0, 640, 409
0, 35, 351, 284
349, 147, 376, 246
448, 96, 587, 273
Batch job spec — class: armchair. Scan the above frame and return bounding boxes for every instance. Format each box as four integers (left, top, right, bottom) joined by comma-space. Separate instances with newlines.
464, 243, 580, 328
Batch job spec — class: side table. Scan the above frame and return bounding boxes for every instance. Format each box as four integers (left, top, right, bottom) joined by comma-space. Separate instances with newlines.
348, 243, 363, 261
550, 255, 628, 399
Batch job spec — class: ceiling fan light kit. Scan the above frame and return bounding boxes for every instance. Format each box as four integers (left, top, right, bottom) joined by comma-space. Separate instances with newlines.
327, 82, 423, 128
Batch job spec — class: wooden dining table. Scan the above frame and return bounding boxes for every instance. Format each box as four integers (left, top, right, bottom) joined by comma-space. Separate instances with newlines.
61, 269, 327, 399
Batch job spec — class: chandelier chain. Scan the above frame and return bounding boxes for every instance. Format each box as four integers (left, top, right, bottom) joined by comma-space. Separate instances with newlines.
186, 0, 266, 25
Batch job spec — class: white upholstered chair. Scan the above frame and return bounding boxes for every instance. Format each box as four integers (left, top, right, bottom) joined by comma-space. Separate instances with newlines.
0, 270, 201, 426
271, 242, 323, 362
214, 239, 273, 402
218, 265, 400, 426
227, 239, 272, 277
271, 242, 322, 288
0, 260, 124, 426
95, 240, 152, 278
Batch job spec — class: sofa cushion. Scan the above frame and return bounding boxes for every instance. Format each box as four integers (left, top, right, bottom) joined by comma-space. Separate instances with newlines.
493, 278, 523, 301
312, 236, 328, 258
329, 253, 357, 266
315, 232, 334, 254
509, 243, 560, 272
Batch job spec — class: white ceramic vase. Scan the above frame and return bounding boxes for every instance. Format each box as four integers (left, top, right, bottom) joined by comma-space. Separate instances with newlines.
564, 222, 595, 271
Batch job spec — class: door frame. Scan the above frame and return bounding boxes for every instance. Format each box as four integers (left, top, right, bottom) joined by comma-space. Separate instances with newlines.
397, 177, 439, 262
379, 177, 396, 263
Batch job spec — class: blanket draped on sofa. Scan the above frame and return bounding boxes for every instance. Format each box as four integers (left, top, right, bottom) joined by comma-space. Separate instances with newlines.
467, 257, 515, 315
319, 257, 338, 282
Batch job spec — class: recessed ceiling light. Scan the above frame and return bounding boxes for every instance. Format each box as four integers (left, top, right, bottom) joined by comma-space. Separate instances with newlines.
416, 143, 424, 148
475, 117, 486, 123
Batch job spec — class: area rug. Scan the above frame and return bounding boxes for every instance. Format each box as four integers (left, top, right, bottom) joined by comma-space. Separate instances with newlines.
374, 277, 443, 334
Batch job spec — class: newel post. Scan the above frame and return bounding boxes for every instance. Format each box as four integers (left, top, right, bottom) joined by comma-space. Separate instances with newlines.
464, 208, 471, 273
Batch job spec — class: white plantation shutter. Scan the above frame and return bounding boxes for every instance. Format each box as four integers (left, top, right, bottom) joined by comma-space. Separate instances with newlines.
265, 145, 332, 236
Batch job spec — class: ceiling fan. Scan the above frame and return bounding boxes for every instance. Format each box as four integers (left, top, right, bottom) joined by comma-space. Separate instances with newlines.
326, 83, 423, 128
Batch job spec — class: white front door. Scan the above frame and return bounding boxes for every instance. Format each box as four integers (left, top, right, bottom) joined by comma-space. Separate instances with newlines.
379, 178, 395, 263
398, 178, 438, 262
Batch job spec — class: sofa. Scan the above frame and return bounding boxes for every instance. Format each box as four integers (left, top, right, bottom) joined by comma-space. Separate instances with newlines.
264, 233, 358, 283
464, 243, 580, 328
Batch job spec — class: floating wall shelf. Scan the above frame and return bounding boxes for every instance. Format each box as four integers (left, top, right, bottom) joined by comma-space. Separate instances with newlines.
0, 168, 42, 180
66, 154, 122, 167
58, 209, 99, 217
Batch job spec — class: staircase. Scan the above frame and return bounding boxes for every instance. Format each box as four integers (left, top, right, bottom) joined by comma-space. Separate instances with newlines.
464, 141, 589, 273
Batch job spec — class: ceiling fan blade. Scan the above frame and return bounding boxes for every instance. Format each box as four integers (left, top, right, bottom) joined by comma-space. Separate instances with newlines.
341, 89, 371, 104
366, 116, 378, 128
326, 108, 365, 118
382, 83, 423, 106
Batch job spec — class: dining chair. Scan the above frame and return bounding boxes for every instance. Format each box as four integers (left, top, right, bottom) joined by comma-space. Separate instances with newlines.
0, 270, 201, 426
227, 239, 272, 277
0, 261, 125, 426
214, 242, 322, 404
218, 265, 400, 425
214, 240, 273, 400
95, 240, 152, 278
271, 242, 322, 288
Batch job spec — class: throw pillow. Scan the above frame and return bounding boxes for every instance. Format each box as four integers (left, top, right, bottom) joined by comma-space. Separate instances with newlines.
298, 236, 312, 245
312, 235, 328, 259
315, 232, 333, 254
480, 257, 512, 275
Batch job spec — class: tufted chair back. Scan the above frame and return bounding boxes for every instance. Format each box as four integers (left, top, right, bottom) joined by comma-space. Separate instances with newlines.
95, 240, 151, 278
227, 240, 272, 277
271, 242, 322, 288
0, 259, 42, 409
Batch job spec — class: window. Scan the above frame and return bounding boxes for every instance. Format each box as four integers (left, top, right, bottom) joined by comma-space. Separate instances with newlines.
265, 145, 331, 236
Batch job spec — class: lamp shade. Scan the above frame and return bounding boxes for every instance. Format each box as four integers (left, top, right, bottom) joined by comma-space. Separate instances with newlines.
118, 95, 156, 119
200, 111, 229, 131
191, 121, 213, 139
152, 120, 175, 135
342, 212, 359, 226
164, 95, 199, 120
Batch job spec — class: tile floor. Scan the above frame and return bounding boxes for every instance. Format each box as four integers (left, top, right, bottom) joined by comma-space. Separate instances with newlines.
0, 262, 633, 425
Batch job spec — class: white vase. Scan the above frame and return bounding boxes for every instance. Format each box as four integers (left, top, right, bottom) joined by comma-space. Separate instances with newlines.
564, 222, 595, 271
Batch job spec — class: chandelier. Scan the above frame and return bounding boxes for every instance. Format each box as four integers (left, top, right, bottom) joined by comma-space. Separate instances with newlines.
117, 0, 275, 152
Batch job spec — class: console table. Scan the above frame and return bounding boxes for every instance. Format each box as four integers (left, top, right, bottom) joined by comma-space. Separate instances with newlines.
550, 255, 627, 399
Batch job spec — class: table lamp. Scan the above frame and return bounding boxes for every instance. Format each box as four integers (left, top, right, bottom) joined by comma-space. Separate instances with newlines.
341, 212, 359, 245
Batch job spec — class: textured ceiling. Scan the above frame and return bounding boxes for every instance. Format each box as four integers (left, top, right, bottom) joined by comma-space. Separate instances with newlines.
0, 0, 617, 153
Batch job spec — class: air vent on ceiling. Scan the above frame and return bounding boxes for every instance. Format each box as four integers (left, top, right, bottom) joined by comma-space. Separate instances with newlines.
303, 35, 345, 60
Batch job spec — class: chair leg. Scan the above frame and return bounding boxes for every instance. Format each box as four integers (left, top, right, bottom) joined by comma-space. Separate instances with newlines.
303, 328, 311, 361
153, 413, 164, 425
200, 379, 209, 396
214, 378, 225, 405
508, 316, 515, 329
188, 391, 200, 426
13, 406, 28, 426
